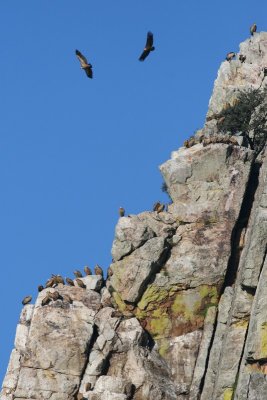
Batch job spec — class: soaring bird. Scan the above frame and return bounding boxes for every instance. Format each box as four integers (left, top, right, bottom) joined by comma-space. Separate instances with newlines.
74, 270, 83, 278
139, 31, 155, 61
250, 23, 257, 36
75, 49, 93, 78
119, 207, 125, 217
22, 296, 32, 305
226, 52, 236, 61
76, 278, 86, 289
66, 277, 75, 286
84, 266, 92, 276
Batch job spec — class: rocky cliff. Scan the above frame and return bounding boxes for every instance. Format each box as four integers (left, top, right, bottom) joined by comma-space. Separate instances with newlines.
2, 33, 267, 400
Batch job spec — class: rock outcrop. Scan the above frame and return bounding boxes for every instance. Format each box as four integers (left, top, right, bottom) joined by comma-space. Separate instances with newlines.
2, 32, 267, 400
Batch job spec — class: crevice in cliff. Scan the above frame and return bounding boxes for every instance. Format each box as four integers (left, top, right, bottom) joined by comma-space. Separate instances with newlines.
198, 307, 219, 395
75, 324, 99, 395
198, 160, 261, 399
222, 160, 261, 289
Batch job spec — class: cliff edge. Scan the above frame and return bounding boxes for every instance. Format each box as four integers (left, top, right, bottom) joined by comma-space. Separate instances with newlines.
2, 33, 267, 400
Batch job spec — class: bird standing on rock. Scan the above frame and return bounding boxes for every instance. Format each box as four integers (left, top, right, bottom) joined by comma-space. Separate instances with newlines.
66, 277, 75, 286
250, 23, 257, 36
94, 264, 103, 276
49, 291, 61, 301
76, 278, 86, 289
153, 202, 165, 213
139, 31, 155, 61
84, 266, 92, 276
63, 294, 73, 304
119, 207, 125, 217
45, 277, 55, 288
226, 52, 236, 61
239, 54, 246, 63
74, 270, 83, 278
38, 285, 44, 292
22, 296, 32, 305
42, 295, 52, 306
55, 275, 65, 285
75, 49, 93, 78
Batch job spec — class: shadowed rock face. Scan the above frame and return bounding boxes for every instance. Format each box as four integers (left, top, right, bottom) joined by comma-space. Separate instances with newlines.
2, 33, 267, 400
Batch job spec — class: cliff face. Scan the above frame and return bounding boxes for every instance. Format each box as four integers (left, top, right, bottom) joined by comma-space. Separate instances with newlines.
2, 33, 267, 400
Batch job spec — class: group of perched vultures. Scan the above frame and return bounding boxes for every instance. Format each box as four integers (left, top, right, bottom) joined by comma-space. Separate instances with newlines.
75, 31, 155, 78
22, 265, 103, 306
226, 23, 257, 62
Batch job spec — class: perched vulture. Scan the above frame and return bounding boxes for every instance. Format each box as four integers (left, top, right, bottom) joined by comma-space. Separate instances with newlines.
84, 266, 92, 276
76, 278, 86, 289
226, 52, 236, 61
139, 31, 155, 61
22, 295, 32, 305
119, 207, 125, 217
239, 54, 246, 63
74, 270, 83, 278
75, 49, 93, 78
66, 277, 75, 286
250, 24, 257, 36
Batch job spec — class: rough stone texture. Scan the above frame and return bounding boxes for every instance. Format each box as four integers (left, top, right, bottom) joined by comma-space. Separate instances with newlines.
3, 32, 267, 400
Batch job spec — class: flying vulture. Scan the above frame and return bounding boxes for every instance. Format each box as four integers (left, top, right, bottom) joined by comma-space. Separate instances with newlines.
139, 31, 155, 61
250, 24, 257, 36
75, 49, 93, 78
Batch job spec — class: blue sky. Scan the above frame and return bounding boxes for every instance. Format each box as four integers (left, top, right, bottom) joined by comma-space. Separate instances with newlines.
1, 0, 266, 384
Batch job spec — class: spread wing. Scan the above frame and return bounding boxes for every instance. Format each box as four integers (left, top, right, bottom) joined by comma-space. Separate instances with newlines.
146, 31, 154, 48
139, 49, 150, 61
85, 66, 93, 79
139, 31, 154, 61
75, 49, 88, 67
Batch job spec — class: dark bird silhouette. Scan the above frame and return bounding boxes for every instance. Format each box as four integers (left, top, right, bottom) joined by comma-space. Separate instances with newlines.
22, 296, 32, 305
75, 49, 93, 78
94, 264, 103, 276
119, 207, 125, 217
226, 52, 236, 61
74, 270, 83, 278
76, 278, 86, 289
66, 277, 75, 286
84, 266, 92, 276
139, 31, 155, 61
38, 285, 44, 292
250, 23, 257, 36
239, 54, 246, 63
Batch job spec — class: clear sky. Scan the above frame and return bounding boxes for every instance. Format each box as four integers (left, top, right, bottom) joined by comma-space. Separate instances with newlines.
1, 0, 266, 385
